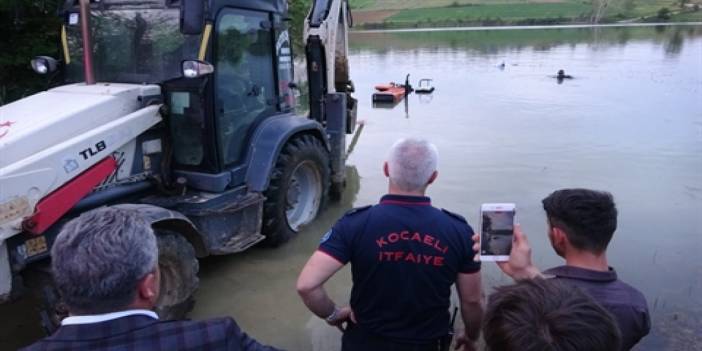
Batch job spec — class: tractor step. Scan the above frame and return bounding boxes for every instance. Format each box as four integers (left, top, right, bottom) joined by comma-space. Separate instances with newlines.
220, 232, 265, 253
141, 186, 265, 255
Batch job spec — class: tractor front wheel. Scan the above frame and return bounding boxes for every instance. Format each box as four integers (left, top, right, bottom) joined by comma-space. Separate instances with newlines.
262, 135, 330, 247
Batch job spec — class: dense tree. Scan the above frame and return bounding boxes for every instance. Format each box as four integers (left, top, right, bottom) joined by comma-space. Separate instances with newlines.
590, 0, 611, 23
657, 7, 671, 19
0, 0, 61, 105
288, 0, 309, 54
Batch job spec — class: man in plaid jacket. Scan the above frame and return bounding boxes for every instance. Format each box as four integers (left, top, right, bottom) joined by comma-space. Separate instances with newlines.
21, 207, 282, 351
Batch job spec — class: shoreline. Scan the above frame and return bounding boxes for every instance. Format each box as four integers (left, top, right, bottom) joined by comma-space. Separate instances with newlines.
350, 2, 702, 32
351, 21, 702, 34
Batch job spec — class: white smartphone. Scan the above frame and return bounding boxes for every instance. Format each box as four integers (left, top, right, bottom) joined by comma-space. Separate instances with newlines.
479, 203, 516, 262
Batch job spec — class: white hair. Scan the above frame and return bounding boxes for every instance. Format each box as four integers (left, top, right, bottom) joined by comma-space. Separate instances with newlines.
52, 207, 157, 314
387, 138, 438, 192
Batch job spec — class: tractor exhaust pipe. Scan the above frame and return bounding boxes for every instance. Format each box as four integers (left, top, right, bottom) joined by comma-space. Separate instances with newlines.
79, 0, 95, 85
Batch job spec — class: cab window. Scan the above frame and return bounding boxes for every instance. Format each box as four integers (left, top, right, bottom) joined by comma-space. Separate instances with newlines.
215, 8, 276, 166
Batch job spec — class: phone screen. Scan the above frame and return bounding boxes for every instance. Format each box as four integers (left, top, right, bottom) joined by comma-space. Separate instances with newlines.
480, 208, 515, 257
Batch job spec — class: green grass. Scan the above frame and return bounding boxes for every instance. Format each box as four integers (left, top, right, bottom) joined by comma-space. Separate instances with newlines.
351, 0, 702, 28
387, 3, 592, 24
349, 0, 377, 10
350, 0, 550, 11
602, 0, 681, 18
669, 10, 702, 21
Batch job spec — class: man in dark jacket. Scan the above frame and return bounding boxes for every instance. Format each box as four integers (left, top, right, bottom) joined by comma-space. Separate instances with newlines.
474, 189, 650, 350
21, 207, 281, 351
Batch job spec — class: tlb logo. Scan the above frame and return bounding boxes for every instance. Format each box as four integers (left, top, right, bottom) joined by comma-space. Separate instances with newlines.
79, 140, 107, 160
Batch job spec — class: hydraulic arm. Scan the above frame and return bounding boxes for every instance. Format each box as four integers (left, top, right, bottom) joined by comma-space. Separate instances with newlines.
304, 0, 355, 124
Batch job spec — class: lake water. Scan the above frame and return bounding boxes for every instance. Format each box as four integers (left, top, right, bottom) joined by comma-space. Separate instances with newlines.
1, 24, 700, 350
334, 24, 702, 350
192, 24, 702, 351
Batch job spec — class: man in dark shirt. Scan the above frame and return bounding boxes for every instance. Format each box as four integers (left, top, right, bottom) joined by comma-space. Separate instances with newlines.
297, 138, 483, 351
475, 189, 650, 350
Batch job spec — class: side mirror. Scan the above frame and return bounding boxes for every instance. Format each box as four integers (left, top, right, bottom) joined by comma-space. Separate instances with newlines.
180, 0, 204, 35
31, 56, 59, 75
182, 60, 214, 78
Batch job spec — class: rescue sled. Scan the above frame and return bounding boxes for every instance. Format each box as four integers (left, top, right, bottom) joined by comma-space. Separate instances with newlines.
415, 79, 435, 94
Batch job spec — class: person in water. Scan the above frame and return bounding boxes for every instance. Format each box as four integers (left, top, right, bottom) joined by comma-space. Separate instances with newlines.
556, 69, 573, 79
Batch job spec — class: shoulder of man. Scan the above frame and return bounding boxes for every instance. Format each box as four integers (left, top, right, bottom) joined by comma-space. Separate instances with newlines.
440, 209, 476, 236
216, 317, 284, 351
155, 317, 268, 349
335, 205, 373, 225
440, 208, 469, 224
344, 205, 373, 217
613, 279, 650, 311
18, 342, 42, 351
321, 205, 372, 241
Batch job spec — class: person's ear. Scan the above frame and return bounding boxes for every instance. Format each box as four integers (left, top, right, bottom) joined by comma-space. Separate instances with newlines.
137, 269, 160, 303
552, 227, 568, 247
383, 162, 390, 177
427, 170, 438, 185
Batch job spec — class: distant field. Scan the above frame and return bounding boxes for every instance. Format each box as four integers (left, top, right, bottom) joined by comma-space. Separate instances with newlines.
349, 0, 565, 11
669, 10, 702, 20
387, 3, 591, 24
353, 10, 399, 24
349, 0, 702, 28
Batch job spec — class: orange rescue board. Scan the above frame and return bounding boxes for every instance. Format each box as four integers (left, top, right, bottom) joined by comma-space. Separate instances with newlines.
373, 84, 406, 103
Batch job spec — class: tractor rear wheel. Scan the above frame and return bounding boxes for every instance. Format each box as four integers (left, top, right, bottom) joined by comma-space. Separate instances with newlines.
262, 135, 330, 247
154, 230, 199, 320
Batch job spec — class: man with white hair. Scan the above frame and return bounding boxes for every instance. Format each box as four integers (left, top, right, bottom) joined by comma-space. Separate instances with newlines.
21, 207, 282, 351
297, 138, 483, 351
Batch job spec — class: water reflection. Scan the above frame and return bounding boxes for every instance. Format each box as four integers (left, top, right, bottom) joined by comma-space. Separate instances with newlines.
372, 101, 400, 109
418, 94, 433, 104
371, 93, 411, 118
191, 166, 362, 351
351, 25, 702, 58
665, 28, 685, 56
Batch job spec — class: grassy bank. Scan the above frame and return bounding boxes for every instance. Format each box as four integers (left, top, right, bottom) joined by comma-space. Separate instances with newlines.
350, 0, 702, 29
386, 2, 592, 27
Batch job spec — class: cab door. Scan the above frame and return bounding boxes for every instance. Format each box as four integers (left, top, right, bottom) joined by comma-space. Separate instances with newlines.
214, 8, 277, 167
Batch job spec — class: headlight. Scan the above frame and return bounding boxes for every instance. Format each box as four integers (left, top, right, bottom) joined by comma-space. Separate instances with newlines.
30, 56, 58, 75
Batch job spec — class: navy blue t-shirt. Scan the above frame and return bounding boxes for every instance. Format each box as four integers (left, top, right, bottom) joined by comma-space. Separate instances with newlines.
318, 194, 480, 344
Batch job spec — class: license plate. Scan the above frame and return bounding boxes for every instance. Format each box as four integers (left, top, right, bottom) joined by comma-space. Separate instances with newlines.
25, 236, 48, 257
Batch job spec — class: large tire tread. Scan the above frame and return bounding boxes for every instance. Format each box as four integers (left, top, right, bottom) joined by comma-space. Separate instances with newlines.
262, 134, 330, 247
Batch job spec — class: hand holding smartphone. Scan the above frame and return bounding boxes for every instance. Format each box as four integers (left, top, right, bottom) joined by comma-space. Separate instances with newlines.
479, 203, 516, 262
